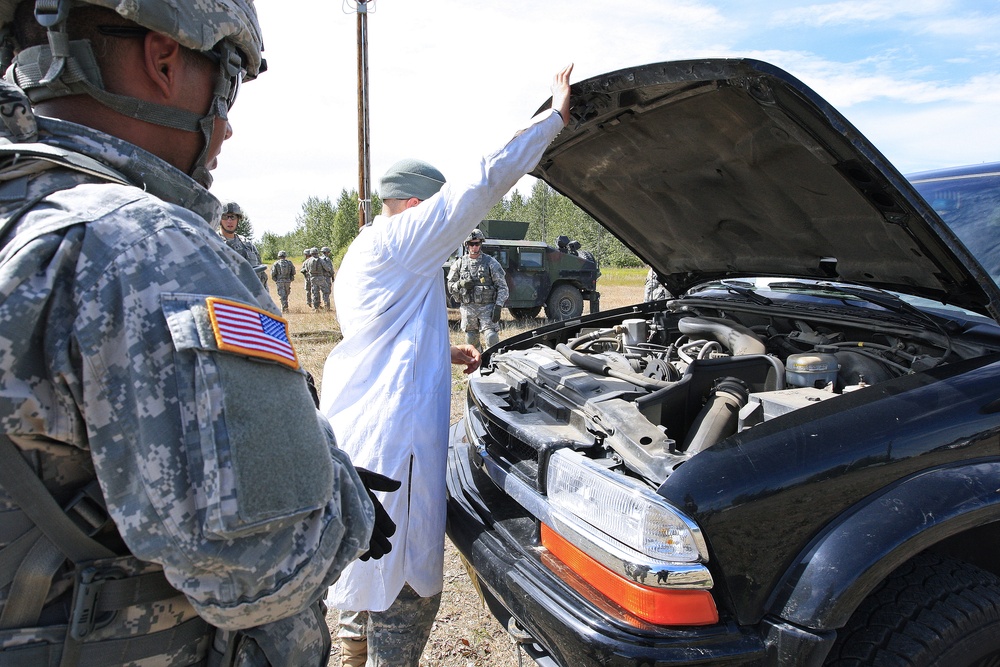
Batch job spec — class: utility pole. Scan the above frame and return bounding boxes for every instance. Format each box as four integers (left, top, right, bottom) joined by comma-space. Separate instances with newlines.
351, 0, 372, 229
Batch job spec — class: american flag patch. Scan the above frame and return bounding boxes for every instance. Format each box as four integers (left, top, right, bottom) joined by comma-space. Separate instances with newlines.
206, 298, 299, 369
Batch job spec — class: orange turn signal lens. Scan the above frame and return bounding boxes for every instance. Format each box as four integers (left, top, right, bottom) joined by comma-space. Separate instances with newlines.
541, 523, 719, 626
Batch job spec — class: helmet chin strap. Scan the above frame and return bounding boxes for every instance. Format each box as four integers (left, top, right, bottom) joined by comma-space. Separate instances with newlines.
189, 97, 227, 188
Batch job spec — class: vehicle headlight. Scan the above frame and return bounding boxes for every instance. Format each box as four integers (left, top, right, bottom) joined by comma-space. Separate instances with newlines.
546, 448, 707, 563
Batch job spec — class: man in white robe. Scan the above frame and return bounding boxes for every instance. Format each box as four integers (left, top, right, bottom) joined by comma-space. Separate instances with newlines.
320, 64, 574, 666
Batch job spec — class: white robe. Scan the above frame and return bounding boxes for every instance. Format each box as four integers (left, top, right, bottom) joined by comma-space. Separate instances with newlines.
322, 109, 564, 611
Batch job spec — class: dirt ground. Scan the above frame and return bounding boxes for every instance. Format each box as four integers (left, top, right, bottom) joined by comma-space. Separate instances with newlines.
275, 266, 645, 666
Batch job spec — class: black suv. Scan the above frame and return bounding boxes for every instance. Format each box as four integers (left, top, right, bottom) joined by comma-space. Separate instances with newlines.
446, 59, 1000, 667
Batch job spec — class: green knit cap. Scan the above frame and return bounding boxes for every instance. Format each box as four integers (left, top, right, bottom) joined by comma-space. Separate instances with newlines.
379, 158, 446, 200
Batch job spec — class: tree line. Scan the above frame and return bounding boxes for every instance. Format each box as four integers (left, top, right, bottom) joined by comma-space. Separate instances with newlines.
256, 181, 642, 267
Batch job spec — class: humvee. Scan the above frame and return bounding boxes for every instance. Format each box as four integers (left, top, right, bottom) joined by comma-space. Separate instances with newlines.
444, 220, 601, 321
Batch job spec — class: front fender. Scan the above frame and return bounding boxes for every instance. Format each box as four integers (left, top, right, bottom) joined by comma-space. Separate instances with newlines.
768, 459, 1000, 631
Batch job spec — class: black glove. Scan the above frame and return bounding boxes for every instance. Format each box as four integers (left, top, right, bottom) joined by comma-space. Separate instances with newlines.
304, 371, 320, 409
492, 304, 503, 323
461, 278, 475, 290
354, 467, 401, 561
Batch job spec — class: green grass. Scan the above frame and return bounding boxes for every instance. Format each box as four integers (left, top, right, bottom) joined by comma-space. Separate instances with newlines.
597, 266, 646, 287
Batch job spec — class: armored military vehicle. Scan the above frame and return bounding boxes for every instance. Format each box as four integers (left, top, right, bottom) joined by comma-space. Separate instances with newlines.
445, 220, 601, 320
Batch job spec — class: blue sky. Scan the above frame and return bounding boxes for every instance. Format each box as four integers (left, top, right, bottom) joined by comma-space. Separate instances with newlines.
212, 0, 1000, 237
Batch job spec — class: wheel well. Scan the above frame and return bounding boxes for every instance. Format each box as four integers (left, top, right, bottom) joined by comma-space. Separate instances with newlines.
925, 520, 1000, 579
768, 461, 1000, 632
551, 279, 593, 296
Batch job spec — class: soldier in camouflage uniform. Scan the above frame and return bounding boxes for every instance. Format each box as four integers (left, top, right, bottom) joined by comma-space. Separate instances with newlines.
302, 248, 314, 308
644, 265, 670, 301
271, 250, 296, 312
447, 229, 509, 350
310, 247, 335, 312
0, 1, 397, 665
302, 248, 318, 311
219, 201, 268, 290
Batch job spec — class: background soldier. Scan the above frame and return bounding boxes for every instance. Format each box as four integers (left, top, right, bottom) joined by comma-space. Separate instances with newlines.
302, 247, 315, 308
302, 247, 321, 311
448, 229, 509, 350
0, 0, 396, 664
556, 234, 570, 253
271, 250, 296, 312
219, 201, 267, 289
309, 246, 335, 311
644, 265, 670, 301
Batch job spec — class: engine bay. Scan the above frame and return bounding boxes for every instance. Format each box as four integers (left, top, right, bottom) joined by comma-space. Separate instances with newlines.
471, 298, 998, 486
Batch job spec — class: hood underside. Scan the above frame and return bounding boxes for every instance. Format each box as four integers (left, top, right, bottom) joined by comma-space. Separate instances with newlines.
531, 58, 999, 318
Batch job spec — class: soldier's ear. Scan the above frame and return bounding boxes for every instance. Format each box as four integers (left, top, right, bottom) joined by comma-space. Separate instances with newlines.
142, 32, 185, 102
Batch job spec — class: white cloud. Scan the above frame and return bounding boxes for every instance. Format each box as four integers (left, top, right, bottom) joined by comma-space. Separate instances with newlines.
772, 0, 952, 27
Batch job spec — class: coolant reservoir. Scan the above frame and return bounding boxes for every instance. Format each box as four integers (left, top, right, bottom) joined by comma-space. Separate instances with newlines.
785, 352, 840, 389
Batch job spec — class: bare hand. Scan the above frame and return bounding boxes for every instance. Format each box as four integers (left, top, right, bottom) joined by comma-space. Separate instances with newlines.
451, 344, 481, 375
551, 63, 574, 125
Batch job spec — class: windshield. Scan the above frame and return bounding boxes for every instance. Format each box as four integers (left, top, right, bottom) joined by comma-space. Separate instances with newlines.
909, 166, 1000, 290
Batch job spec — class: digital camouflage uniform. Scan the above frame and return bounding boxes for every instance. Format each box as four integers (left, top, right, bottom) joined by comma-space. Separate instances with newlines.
271, 257, 296, 312
225, 233, 261, 266
336, 584, 440, 667
301, 250, 314, 308
0, 82, 374, 665
447, 252, 509, 349
644, 266, 670, 301
306, 253, 334, 312
223, 232, 267, 290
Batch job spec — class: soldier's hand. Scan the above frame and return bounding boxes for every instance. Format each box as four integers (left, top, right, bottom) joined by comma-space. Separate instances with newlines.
354, 467, 401, 561
492, 304, 503, 323
461, 278, 475, 290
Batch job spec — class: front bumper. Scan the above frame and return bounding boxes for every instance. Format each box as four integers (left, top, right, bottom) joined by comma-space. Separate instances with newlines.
445, 421, 767, 667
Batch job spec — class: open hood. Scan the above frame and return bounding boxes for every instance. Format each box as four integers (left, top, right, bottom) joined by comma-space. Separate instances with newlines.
531, 58, 1000, 319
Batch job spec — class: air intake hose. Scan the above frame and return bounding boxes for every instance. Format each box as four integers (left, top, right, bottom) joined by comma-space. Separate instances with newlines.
678, 317, 765, 356
683, 378, 749, 454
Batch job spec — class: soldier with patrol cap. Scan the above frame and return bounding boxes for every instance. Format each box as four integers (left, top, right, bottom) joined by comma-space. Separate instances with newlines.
0, 1, 397, 665
271, 250, 296, 312
447, 229, 509, 350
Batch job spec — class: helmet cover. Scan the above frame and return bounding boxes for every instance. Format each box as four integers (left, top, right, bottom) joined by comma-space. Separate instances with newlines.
0, 0, 265, 78
464, 228, 485, 246
221, 202, 243, 217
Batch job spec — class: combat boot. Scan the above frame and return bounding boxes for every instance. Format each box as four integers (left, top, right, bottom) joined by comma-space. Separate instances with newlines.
340, 637, 367, 667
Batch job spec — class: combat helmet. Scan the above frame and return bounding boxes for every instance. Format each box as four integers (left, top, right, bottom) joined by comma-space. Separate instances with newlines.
464, 228, 486, 246
277, 250, 287, 258
320, 246, 331, 254
0, 0, 267, 188
221, 202, 244, 219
